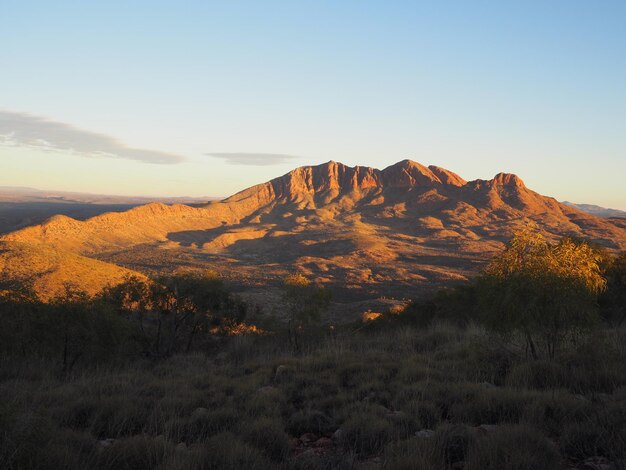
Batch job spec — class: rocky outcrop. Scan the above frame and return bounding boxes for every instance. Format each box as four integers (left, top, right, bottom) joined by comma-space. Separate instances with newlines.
2, 159, 625, 300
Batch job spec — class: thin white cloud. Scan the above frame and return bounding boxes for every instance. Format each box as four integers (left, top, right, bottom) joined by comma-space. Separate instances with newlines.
0, 110, 185, 164
205, 152, 302, 166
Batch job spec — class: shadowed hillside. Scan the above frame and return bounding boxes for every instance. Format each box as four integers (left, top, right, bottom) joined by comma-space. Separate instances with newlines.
2, 160, 625, 302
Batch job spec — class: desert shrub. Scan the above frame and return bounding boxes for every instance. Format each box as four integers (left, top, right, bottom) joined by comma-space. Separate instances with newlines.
465, 425, 559, 470
337, 363, 369, 389
523, 393, 591, 437
599, 251, 626, 326
90, 399, 150, 438
412, 328, 460, 353
559, 405, 626, 461
34, 429, 97, 470
465, 341, 514, 385
184, 408, 240, 442
340, 411, 393, 455
0, 406, 55, 470
372, 300, 438, 329
404, 400, 440, 429
287, 409, 335, 436
245, 388, 285, 417
286, 452, 357, 470
161, 417, 188, 443
396, 359, 433, 384
505, 361, 567, 390
478, 229, 605, 360
282, 273, 331, 354
386, 424, 476, 468
96, 435, 173, 470
433, 424, 476, 467
559, 337, 625, 393
194, 432, 270, 469
433, 284, 480, 326
420, 383, 480, 421
0, 289, 133, 370
449, 389, 530, 425
241, 417, 290, 461
560, 421, 610, 460
384, 438, 441, 470
56, 397, 99, 431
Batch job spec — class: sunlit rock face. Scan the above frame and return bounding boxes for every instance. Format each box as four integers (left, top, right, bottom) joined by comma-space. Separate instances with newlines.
2, 160, 625, 304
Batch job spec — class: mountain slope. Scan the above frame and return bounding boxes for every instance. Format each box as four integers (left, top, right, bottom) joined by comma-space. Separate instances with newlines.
0, 241, 143, 300
2, 160, 625, 302
562, 201, 626, 219
6, 160, 624, 252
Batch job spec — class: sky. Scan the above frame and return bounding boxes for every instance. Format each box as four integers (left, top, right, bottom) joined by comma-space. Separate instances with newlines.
1, 1, 625, 208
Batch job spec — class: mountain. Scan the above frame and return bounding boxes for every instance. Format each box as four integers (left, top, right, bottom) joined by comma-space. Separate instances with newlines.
562, 201, 626, 219
0, 186, 217, 234
2, 160, 625, 303
0, 241, 143, 300
0, 186, 215, 205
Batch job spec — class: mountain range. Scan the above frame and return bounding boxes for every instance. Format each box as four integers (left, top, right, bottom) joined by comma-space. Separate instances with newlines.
2, 160, 625, 313
561, 201, 626, 219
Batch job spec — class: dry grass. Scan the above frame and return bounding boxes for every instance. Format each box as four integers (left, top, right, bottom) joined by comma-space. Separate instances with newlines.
1, 321, 625, 469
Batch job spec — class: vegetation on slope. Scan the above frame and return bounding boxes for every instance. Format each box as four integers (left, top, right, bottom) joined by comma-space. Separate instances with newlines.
0, 241, 143, 300
0, 227, 625, 469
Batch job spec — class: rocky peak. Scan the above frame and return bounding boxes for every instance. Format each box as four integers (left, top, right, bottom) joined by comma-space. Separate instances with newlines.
491, 173, 526, 188
381, 160, 440, 188
427, 165, 467, 187
262, 160, 473, 200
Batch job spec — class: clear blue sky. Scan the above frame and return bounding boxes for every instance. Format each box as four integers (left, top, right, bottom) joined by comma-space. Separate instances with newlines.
1, 1, 625, 208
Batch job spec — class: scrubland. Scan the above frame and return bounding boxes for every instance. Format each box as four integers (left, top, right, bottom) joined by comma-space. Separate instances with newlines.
1, 320, 625, 470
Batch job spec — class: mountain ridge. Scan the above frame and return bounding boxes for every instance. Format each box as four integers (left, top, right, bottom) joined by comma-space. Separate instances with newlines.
1, 160, 625, 302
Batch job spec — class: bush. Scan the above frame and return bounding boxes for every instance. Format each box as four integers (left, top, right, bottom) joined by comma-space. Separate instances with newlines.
523, 394, 590, 437
433, 424, 476, 466
465, 425, 559, 470
340, 411, 392, 456
287, 410, 334, 436
384, 438, 441, 470
560, 421, 609, 460
449, 389, 529, 425
96, 435, 173, 470
194, 432, 270, 469
505, 361, 567, 390
242, 417, 290, 461
560, 406, 626, 462
184, 408, 240, 442
0, 407, 55, 470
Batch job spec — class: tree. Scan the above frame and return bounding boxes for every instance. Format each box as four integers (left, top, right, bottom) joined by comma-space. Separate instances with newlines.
104, 271, 248, 357
600, 252, 626, 326
0, 279, 41, 357
49, 283, 130, 372
477, 225, 606, 360
154, 271, 246, 354
282, 273, 331, 353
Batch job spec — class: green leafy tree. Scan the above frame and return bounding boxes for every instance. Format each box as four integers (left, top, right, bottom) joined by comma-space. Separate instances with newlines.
478, 225, 606, 360
282, 273, 331, 353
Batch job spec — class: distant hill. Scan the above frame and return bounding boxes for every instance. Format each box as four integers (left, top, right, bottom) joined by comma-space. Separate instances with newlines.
0, 186, 216, 234
562, 201, 626, 219
0, 186, 215, 204
2, 160, 625, 303
0, 241, 143, 300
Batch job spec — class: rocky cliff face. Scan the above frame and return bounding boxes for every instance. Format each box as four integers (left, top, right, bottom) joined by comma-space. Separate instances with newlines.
227, 160, 467, 204
4, 160, 626, 253
2, 160, 625, 300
